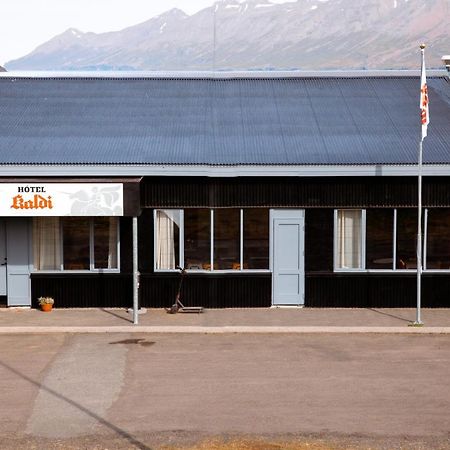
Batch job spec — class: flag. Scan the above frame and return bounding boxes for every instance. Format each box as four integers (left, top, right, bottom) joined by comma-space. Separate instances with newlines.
420, 47, 430, 141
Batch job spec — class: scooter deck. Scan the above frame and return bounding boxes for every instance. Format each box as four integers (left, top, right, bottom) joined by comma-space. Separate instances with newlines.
179, 306, 204, 313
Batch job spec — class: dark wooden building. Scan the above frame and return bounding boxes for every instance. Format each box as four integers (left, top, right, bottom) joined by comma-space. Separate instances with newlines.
0, 72, 449, 309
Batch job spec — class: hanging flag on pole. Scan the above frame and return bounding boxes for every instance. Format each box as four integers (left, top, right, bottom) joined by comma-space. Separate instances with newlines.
414, 43, 429, 326
420, 44, 430, 140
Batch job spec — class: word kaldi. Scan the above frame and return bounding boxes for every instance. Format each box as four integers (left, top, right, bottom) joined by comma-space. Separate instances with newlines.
10, 194, 53, 210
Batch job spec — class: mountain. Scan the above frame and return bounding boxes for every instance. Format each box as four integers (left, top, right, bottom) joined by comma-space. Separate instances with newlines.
6, 0, 450, 71
0, 65, 6, 72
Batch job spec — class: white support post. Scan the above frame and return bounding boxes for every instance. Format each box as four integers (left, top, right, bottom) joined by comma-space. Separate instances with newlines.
132, 216, 139, 325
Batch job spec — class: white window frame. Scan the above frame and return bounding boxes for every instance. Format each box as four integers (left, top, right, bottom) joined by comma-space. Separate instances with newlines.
333, 209, 366, 272
154, 208, 271, 273
334, 208, 450, 274
33, 217, 120, 273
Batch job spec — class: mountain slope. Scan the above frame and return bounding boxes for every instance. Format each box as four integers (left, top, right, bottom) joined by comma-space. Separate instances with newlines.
6, 0, 449, 70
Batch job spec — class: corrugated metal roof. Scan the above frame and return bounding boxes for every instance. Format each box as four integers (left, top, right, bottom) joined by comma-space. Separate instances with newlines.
0, 76, 449, 166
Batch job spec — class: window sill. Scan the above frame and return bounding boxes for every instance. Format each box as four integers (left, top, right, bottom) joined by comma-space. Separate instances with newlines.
334, 269, 450, 274
154, 269, 271, 274
32, 269, 121, 274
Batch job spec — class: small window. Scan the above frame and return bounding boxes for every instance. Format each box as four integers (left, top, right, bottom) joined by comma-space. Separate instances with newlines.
33, 217, 119, 271
425, 209, 450, 270
94, 217, 119, 269
155, 210, 181, 270
335, 210, 363, 270
243, 209, 269, 269
396, 209, 418, 270
62, 218, 90, 270
33, 217, 62, 270
366, 209, 394, 269
184, 209, 210, 270
214, 209, 240, 270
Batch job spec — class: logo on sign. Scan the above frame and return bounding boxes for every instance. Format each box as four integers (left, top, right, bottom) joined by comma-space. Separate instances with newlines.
10, 186, 53, 210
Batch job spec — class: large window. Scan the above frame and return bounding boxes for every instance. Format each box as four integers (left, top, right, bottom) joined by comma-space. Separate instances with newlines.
243, 209, 269, 269
335, 210, 364, 270
33, 217, 119, 271
214, 209, 240, 270
366, 209, 394, 269
396, 209, 418, 269
426, 210, 450, 270
335, 208, 450, 272
155, 210, 181, 270
155, 209, 269, 272
184, 209, 211, 270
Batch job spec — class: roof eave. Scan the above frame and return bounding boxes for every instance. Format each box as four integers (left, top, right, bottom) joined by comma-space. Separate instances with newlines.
0, 163, 449, 177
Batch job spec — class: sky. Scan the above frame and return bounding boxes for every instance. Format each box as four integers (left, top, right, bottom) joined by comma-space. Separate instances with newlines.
1, 0, 295, 66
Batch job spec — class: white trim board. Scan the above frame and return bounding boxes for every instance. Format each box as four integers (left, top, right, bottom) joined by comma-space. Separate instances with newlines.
0, 70, 446, 79
0, 164, 450, 178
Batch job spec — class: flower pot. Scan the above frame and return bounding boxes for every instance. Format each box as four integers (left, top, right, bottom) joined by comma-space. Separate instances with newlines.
41, 304, 53, 312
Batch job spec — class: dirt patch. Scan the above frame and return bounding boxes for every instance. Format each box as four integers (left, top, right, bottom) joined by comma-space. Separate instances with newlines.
1, 433, 450, 450
161, 437, 340, 449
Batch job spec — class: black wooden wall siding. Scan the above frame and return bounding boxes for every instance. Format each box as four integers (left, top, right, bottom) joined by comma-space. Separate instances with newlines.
31, 274, 133, 308
142, 176, 450, 209
30, 273, 450, 308
306, 275, 450, 308
31, 274, 271, 308
139, 274, 272, 308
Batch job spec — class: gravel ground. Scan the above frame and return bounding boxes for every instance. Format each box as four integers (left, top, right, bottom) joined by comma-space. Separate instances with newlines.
1, 333, 450, 450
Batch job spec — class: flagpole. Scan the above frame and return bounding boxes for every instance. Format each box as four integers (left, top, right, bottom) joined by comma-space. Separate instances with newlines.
415, 43, 427, 326
415, 135, 423, 325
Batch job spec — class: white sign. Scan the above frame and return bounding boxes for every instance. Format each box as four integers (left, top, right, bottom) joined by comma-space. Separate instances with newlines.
0, 184, 123, 216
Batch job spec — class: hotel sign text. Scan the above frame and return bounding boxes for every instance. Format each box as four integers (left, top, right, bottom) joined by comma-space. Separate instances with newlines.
0, 184, 123, 216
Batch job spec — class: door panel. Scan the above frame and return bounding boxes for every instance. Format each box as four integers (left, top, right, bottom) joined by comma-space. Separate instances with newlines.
6, 219, 31, 306
272, 211, 305, 306
0, 221, 6, 296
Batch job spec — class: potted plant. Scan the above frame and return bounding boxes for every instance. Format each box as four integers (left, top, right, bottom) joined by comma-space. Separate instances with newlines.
38, 296, 54, 312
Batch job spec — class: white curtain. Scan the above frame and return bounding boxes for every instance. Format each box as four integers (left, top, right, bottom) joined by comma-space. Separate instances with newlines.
33, 218, 62, 270
337, 210, 362, 269
156, 210, 180, 270
107, 217, 118, 269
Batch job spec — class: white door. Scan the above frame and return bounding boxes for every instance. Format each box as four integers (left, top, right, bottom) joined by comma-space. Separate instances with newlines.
272, 210, 305, 306
6, 219, 31, 306
0, 220, 6, 296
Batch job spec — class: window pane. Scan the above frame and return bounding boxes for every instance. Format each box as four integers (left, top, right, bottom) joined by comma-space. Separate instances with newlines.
396, 209, 418, 269
243, 209, 269, 269
94, 217, 118, 269
32, 217, 61, 270
366, 210, 393, 269
155, 210, 180, 270
62, 218, 90, 270
336, 210, 362, 269
184, 209, 210, 270
214, 209, 240, 270
426, 209, 450, 269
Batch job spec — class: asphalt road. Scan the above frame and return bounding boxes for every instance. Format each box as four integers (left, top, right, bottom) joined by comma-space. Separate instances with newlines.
1, 333, 450, 449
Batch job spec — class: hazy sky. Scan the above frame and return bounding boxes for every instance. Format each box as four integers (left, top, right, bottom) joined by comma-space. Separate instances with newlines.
1, 0, 295, 65
0, 1, 210, 65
